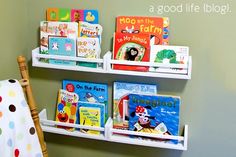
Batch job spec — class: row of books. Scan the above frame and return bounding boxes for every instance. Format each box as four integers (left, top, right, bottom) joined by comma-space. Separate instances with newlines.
112, 16, 189, 74
40, 8, 102, 68
55, 80, 180, 144
55, 80, 108, 135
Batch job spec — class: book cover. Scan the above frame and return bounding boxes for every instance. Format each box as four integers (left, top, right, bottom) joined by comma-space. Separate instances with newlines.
79, 102, 105, 135
113, 82, 157, 130
47, 8, 99, 24
78, 21, 103, 44
48, 36, 76, 65
62, 80, 108, 121
77, 37, 101, 68
113, 32, 150, 72
79, 107, 101, 135
150, 45, 189, 74
55, 89, 79, 131
129, 94, 180, 143
116, 16, 169, 45
40, 21, 78, 62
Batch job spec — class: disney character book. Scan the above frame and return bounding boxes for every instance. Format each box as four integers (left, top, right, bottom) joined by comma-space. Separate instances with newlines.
55, 89, 79, 131
47, 8, 99, 24
150, 45, 189, 74
116, 16, 169, 45
48, 36, 76, 66
77, 37, 101, 68
113, 32, 150, 72
62, 80, 108, 121
40, 21, 78, 62
113, 82, 158, 130
79, 102, 105, 135
128, 93, 180, 144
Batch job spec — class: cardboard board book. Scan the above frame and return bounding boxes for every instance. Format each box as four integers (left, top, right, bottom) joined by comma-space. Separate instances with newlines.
113, 82, 157, 130
48, 36, 76, 65
116, 16, 169, 45
55, 89, 79, 131
150, 45, 189, 74
113, 32, 150, 72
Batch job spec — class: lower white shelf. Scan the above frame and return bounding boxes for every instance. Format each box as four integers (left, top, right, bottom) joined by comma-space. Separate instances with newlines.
39, 109, 188, 150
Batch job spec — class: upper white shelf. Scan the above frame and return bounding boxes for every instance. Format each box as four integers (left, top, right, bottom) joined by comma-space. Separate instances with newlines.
32, 48, 192, 79
39, 109, 188, 150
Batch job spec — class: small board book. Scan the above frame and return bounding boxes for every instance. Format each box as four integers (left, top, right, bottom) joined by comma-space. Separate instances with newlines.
77, 37, 101, 68
128, 93, 180, 144
79, 101, 105, 135
62, 80, 108, 121
78, 21, 103, 44
116, 16, 169, 45
113, 32, 150, 72
150, 45, 189, 74
40, 21, 78, 62
48, 36, 76, 66
47, 8, 99, 24
113, 82, 157, 130
55, 89, 79, 131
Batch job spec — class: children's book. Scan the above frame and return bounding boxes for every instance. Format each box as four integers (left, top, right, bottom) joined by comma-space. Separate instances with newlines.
113, 32, 150, 72
116, 16, 169, 45
77, 37, 101, 68
79, 101, 105, 135
113, 82, 157, 130
40, 21, 78, 62
48, 36, 76, 65
47, 8, 99, 24
55, 89, 79, 131
78, 21, 103, 44
62, 80, 108, 121
150, 45, 189, 74
128, 93, 180, 144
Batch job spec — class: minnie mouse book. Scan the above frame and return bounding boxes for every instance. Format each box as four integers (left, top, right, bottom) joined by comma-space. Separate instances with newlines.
128, 93, 180, 143
113, 32, 150, 72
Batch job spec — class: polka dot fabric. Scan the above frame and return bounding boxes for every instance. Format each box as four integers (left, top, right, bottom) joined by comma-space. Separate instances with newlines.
0, 79, 43, 157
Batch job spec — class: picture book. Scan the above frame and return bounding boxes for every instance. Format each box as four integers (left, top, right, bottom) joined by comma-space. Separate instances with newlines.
62, 80, 108, 121
79, 107, 101, 135
113, 82, 158, 130
113, 32, 150, 72
47, 8, 99, 24
40, 21, 78, 62
78, 21, 103, 44
149, 45, 189, 74
79, 101, 105, 135
55, 89, 79, 131
77, 37, 101, 68
128, 93, 180, 144
48, 36, 76, 66
116, 16, 169, 45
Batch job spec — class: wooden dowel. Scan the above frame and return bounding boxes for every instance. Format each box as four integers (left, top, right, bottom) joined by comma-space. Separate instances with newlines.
17, 56, 48, 157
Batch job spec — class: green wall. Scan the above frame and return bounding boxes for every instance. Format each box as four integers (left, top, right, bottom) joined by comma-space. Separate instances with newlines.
1, 0, 236, 157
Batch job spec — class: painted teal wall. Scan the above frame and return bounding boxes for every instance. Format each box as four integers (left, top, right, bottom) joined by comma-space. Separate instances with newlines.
1, 0, 236, 157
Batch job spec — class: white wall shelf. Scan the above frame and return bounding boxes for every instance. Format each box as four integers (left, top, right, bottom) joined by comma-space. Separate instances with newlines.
39, 109, 188, 151
32, 48, 192, 80
32, 48, 107, 74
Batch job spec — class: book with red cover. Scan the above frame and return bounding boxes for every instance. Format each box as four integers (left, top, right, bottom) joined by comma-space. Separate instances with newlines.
116, 16, 169, 45
113, 32, 150, 72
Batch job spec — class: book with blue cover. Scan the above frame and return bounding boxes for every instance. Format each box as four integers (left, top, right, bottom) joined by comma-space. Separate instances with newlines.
113, 81, 157, 130
62, 80, 108, 121
48, 36, 76, 65
128, 93, 180, 144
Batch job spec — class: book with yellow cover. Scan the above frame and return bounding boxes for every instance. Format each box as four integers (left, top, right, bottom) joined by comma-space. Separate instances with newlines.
79, 106, 101, 135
